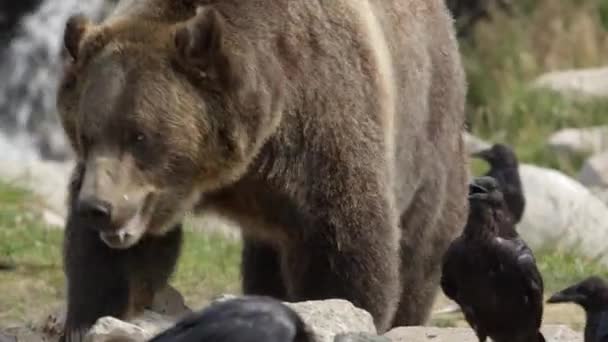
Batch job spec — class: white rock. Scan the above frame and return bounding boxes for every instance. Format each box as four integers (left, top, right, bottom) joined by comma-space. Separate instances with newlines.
589, 186, 608, 206
533, 66, 608, 98
578, 151, 608, 188
0, 156, 73, 221
334, 332, 390, 342
517, 164, 608, 266
384, 325, 582, 342
84, 311, 177, 342
548, 126, 608, 157
85, 317, 148, 342
150, 285, 192, 318
286, 299, 377, 342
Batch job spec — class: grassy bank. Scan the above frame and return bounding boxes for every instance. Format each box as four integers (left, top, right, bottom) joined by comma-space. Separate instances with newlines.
0, 182, 241, 328
463, 0, 608, 176
0, 181, 607, 328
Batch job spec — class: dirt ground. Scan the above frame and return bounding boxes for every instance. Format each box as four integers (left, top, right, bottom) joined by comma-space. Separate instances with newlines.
430, 291, 585, 331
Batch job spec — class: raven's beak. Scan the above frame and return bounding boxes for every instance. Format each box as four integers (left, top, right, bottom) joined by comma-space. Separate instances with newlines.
547, 286, 583, 304
471, 149, 490, 160
468, 182, 488, 199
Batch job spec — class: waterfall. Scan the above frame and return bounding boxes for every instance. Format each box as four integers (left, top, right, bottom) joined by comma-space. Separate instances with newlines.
0, 0, 113, 162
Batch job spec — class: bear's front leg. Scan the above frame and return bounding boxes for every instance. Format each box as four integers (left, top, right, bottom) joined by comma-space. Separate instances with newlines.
241, 238, 288, 299
62, 212, 130, 342
281, 198, 401, 333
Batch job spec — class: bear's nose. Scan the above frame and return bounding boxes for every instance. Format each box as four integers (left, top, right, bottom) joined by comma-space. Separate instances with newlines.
77, 197, 113, 224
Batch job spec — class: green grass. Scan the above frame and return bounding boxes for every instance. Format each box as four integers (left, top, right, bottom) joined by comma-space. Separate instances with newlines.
463, 0, 608, 176
0, 180, 606, 328
536, 248, 608, 293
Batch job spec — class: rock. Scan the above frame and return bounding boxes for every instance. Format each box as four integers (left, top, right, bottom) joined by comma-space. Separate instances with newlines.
589, 186, 608, 206
0, 285, 189, 342
532, 66, 608, 98
463, 132, 490, 154
0, 332, 17, 342
0, 136, 73, 223
84, 286, 189, 342
84, 311, 177, 342
149, 285, 192, 318
334, 332, 390, 342
578, 151, 608, 188
70, 296, 376, 342
548, 126, 608, 157
286, 299, 377, 342
517, 164, 608, 266
85, 317, 148, 342
41, 210, 65, 228
383, 325, 582, 341
0, 328, 45, 342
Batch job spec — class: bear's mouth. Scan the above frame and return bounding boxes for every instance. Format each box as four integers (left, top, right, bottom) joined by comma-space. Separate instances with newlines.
100, 213, 147, 249
99, 197, 151, 249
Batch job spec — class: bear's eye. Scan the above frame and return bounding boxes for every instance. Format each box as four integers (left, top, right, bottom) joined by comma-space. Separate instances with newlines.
130, 131, 146, 145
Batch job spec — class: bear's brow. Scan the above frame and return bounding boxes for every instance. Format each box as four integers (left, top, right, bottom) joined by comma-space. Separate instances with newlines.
80, 19, 174, 65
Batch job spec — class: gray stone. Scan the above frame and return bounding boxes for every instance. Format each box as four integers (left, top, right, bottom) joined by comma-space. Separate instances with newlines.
0, 146, 73, 226
578, 151, 608, 188
286, 299, 377, 342
517, 164, 608, 267
209, 296, 377, 342
383, 325, 582, 341
533, 66, 608, 99
548, 126, 608, 157
0, 329, 44, 342
150, 285, 192, 318
84, 317, 148, 342
334, 332, 390, 342
84, 311, 177, 342
0, 332, 16, 342
590, 186, 608, 206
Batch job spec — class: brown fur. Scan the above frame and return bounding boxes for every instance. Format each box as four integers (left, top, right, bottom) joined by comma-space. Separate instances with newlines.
57, 0, 468, 338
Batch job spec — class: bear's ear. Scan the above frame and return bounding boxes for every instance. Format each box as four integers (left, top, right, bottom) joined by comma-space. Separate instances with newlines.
174, 8, 241, 90
64, 14, 92, 61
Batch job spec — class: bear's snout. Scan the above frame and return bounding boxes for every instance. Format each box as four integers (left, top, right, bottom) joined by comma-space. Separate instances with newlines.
76, 197, 113, 229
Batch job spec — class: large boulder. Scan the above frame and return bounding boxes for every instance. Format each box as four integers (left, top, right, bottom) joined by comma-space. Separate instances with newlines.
533, 66, 608, 99
0, 143, 73, 227
212, 295, 377, 342
547, 126, 608, 158
517, 164, 608, 265
384, 325, 582, 342
578, 151, 608, 188
2, 294, 376, 342
286, 299, 376, 342
0, 290, 585, 342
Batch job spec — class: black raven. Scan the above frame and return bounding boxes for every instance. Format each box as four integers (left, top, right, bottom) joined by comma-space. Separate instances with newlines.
148, 296, 313, 342
441, 176, 545, 342
472, 143, 525, 224
548, 276, 608, 342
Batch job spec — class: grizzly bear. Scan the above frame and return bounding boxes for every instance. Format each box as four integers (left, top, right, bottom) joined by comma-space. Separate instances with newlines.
56, 0, 468, 339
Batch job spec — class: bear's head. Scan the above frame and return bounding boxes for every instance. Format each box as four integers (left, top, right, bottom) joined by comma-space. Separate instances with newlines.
58, 4, 284, 249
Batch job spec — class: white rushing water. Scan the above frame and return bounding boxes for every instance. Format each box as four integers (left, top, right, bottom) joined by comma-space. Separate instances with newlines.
0, 0, 111, 161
